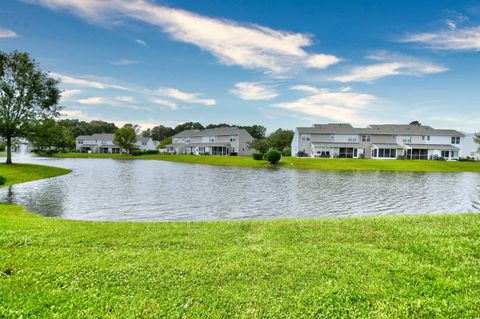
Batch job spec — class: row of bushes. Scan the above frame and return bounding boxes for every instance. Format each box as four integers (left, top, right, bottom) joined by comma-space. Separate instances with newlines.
130, 149, 159, 156
0, 176, 6, 186
252, 150, 282, 164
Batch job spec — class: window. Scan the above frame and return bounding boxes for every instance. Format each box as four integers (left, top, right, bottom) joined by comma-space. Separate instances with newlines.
427, 136, 430, 141
375, 148, 397, 158
441, 150, 449, 158
301, 135, 310, 141
186, 139, 191, 143
338, 148, 355, 158
361, 135, 370, 142
142, 141, 147, 146
348, 137, 357, 142
210, 137, 215, 142
102, 140, 106, 145
451, 137, 460, 144
391, 135, 396, 141
402, 136, 412, 143
78, 140, 83, 144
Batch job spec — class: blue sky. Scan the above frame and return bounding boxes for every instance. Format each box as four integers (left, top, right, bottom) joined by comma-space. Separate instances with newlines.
1, 0, 479, 132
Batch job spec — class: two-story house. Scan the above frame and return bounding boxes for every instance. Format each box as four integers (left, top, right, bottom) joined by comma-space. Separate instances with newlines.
75, 133, 156, 153
166, 127, 254, 156
291, 123, 465, 160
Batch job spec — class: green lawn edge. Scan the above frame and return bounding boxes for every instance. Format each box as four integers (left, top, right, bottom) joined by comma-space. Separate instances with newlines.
51, 152, 480, 173
0, 163, 71, 188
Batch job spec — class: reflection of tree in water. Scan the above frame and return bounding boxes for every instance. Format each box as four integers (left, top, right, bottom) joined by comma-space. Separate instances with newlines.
1, 181, 66, 218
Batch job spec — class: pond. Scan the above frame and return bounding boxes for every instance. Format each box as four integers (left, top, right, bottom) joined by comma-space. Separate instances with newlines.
2, 155, 480, 221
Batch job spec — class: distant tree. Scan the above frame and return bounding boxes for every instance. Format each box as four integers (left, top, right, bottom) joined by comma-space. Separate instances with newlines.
240, 125, 266, 139
409, 121, 422, 126
247, 138, 269, 154
149, 125, 175, 141
159, 136, 172, 148
114, 125, 137, 153
28, 119, 74, 150
267, 129, 294, 151
58, 119, 118, 137
173, 122, 204, 134
0, 51, 61, 164
206, 123, 231, 129
474, 132, 480, 152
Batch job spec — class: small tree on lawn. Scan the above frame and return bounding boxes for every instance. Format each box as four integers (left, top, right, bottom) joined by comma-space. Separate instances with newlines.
0, 51, 61, 164
247, 138, 269, 154
114, 125, 137, 153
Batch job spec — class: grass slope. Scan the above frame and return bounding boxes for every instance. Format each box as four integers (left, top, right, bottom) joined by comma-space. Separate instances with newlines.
53, 153, 480, 172
0, 208, 479, 318
0, 163, 70, 187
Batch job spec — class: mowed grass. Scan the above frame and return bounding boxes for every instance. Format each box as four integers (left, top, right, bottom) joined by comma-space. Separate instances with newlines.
0, 163, 70, 187
53, 152, 480, 172
0, 206, 479, 318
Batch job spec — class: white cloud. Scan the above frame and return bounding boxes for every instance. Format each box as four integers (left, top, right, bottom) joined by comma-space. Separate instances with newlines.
332, 53, 448, 83
135, 39, 148, 47
78, 96, 109, 105
110, 59, 139, 65
0, 28, 18, 38
30, 0, 340, 73
156, 87, 215, 106
401, 26, 480, 51
230, 82, 278, 100
60, 109, 99, 121
151, 98, 178, 110
273, 86, 378, 124
60, 89, 82, 102
115, 96, 135, 103
51, 72, 128, 90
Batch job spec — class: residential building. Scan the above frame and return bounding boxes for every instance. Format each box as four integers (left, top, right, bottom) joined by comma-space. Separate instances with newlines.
463, 133, 480, 160
292, 123, 465, 160
75, 133, 156, 153
166, 127, 254, 156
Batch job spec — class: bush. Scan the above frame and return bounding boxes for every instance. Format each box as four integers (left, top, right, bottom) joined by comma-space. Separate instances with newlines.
282, 147, 291, 157
252, 152, 263, 160
0, 176, 5, 186
266, 150, 282, 164
459, 157, 477, 162
130, 149, 159, 156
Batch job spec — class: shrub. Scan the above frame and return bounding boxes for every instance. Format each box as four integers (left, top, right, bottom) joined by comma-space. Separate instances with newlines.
0, 176, 5, 186
282, 147, 291, 157
266, 150, 282, 164
131, 149, 159, 156
252, 152, 263, 160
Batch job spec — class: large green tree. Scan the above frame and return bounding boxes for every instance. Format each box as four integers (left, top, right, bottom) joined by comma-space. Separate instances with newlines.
114, 125, 137, 153
0, 51, 61, 163
59, 119, 118, 138
28, 119, 74, 151
247, 138, 269, 154
267, 129, 294, 151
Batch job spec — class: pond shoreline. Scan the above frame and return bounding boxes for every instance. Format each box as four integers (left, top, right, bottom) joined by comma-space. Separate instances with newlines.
49, 152, 480, 173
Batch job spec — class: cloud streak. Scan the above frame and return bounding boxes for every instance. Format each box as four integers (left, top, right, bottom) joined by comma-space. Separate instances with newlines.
0, 28, 18, 38
109, 59, 139, 65
401, 25, 480, 51
273, 86, 378, 124
156, 87, 215, 106
51, 72, 128, 90
30, 0, 340, 73
230, 82, 278, 100
331, 53, 448, 83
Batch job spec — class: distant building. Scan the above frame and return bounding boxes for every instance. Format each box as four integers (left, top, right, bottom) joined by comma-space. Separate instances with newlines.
463, 133, 480, 160
292, 123, 465, 160
166, 127, 254, 156
75, 133, 156, 153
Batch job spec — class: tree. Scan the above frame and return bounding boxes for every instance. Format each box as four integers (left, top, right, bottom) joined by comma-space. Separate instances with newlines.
409, 121, 422, 126
28, 119, 74, 151
149, 125, 175, 141
114, 125, 137, 153
173, 122, 204, 134
267, 129, 294, 151
247, 138, 269, 154
239, 125, 266, 139
0, 51, 61, 164
58, 119, 118, 137
159, 136, 172, 148
474, 132, 480, 152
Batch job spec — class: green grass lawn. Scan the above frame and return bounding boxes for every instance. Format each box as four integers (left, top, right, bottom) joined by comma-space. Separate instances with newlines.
0, 206, 479, 318
53, 152, 480, 172
0, 163, 70, 187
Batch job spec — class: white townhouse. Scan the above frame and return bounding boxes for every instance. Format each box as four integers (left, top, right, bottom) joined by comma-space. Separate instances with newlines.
292, 123, 465, 160
166, 127, 254, 156
75, 133, 157, 153
463, 133, 480, 160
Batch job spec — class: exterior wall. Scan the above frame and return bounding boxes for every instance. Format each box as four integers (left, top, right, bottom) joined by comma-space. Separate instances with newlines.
370, 134, 395, 143
238, 131, 254, 156
291, 130, 299, 156
463, 134, 479, 160
333, 135, 358, 143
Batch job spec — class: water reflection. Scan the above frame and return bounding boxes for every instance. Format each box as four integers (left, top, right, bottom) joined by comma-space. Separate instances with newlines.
1, 155, 479, 222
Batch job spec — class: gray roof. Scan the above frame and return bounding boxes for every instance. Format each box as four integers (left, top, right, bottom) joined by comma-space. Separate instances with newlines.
297, 123, 464, 137
311, 142, 360, 148
372, 143, 404, 148
405, 144, 460, 150
173, 127, 248, 138
185, 142, 231, 147
77, 133, 115, 140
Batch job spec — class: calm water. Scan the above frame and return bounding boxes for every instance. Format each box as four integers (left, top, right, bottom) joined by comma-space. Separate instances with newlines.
2, 155, 480, 221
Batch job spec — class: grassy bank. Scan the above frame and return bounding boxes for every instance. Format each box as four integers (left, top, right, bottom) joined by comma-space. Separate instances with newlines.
52, 152, 480, 172
0, 163, 70, 187
0, 207, 478, 318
